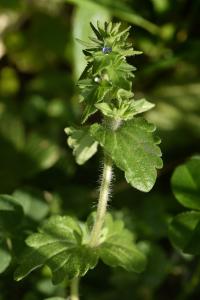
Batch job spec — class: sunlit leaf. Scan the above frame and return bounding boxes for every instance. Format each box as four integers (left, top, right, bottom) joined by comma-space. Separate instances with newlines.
90, 118, 162, 192
64, 126, 98, 165
15, 216, 98, 284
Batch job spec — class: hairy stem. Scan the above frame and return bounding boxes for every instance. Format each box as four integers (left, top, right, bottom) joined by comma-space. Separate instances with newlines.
89, 153, 113, 247
70, 277, 79, 300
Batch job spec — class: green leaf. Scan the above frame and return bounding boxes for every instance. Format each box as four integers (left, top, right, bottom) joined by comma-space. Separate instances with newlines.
92, 53, 135, 90
72, 5, 110, 79
90, 118, 162, 192
94, 214, 146, 273
0, 247, 11, 273
171, 156, 200, 210
24, 133, 60, 176
80, 82, 113, 123
64, 126, 98, 165
168, 211, 200, 254
12, 188, 49, 222
137, 242, 169, 288
132, 99, 155, 115
0, 195, 24, 233
15, 216, 98, 284
96, 98, 155, 120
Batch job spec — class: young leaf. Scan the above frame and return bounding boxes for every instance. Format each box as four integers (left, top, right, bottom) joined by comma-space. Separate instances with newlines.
64, 127, 98, 165
98, 214, 146, 273
171, 156, 200, 210
80, 82, 113, 123
15, 216, 98, 284
132, 99, 155, 115
168, 211, 200, 254
90, 118, 162, 192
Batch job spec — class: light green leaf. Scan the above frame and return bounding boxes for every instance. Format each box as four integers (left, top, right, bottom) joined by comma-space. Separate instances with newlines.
168, 211, 200, 254
132, 99, 155, 115
92, 53, 135, 91
66, 0, 159, 35
96, 98, 154, 120
90, 118, 162, 192
171, 156, 200, 210
72, 3, 110, 79
64, 126, 98, 165
0, 247, 11, 273
0, 195, 24, 233
15, 216, 98, 284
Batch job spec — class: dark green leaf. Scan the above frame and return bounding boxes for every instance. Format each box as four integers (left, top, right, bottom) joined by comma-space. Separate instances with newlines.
169, 211, 200, 254
90, 118, 162, 192
0, 247, 11, 273
0, 195, 24, 233
81, 83, 113, 123
171, 156, 200, 210
12, 188, 49, 222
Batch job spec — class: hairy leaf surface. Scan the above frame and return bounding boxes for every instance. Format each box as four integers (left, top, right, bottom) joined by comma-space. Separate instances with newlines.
97, 214, 146, 272
15, 216, 98, 284
64, 127, 98, 165
90, 118, 162, 192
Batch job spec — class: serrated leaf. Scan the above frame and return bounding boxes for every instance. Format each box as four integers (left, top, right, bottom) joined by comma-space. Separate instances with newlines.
169, 211, 200, 254
88, 213, 146, 273
15, 216, 98, 284
0, 247, 11, 273
90, 118, 162, 192
81, 82, 113, 123
0, 195, 24, 233
90, 22, 103, 41
171, 156, 200, 210
64, 126, 98, 165
93, 53, 135, 90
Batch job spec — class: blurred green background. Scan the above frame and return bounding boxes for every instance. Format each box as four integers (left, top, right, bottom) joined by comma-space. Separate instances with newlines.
0, 0, 200, 299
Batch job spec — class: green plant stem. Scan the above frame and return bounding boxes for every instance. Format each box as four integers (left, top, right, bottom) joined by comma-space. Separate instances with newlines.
70, 277, 79, 300
89, 153, 113, 247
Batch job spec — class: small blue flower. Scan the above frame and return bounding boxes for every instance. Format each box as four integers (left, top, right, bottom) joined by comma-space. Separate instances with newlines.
102, 47, 112, 54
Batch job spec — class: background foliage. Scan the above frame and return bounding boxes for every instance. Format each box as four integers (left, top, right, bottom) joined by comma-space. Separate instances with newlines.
0, 0, 200, 299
